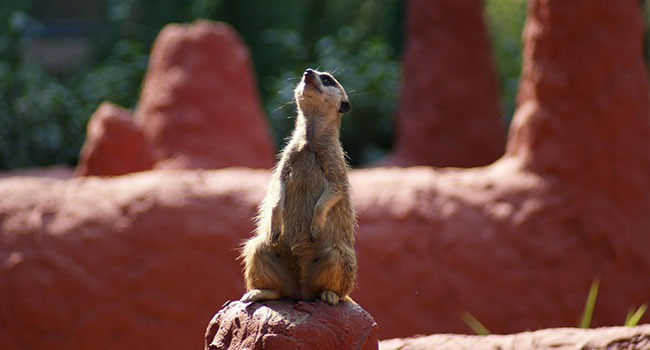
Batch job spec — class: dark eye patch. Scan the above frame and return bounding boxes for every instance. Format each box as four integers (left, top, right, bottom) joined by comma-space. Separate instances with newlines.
320, 75, 336, 87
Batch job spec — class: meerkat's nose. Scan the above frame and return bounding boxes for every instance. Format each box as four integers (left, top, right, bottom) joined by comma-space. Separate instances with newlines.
304, 68, 316, 77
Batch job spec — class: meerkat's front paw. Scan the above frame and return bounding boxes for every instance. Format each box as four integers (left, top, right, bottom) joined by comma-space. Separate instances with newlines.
270, 220, 282, 243
310, 208, 326, 242
320, 290, 340, 305
270, 207, 283, 243
241, 289, 281, 303
271, 229, 281, 243
309, 224, 321, 242
310, 216, 325, 242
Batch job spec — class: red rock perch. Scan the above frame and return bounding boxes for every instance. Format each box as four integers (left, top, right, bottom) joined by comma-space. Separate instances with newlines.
205, 300, 378, 350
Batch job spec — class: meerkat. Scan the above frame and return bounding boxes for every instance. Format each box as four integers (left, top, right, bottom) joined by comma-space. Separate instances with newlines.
240, 68, 356, 306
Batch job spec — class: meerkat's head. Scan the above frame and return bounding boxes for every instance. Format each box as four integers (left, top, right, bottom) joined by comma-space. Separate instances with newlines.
294, 68, 350, 118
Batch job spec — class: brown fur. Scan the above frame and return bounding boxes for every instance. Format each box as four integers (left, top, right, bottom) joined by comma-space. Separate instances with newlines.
240, 68, 357, 305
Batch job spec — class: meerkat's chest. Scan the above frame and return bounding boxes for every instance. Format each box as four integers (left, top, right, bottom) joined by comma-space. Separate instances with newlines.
286, 148, 326, 194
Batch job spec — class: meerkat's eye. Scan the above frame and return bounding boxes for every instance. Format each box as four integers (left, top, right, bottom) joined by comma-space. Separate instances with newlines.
320, 75, 336, 87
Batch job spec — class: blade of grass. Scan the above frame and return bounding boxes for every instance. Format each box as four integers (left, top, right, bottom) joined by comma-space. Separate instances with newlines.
579, 277, 600, 328
461, 311, 491, 335
624, 303, 647, 326
625, 308, 634, 325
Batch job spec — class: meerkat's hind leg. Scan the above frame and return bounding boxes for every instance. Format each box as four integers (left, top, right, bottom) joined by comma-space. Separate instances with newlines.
320, 290, 340, 305
241, 235, 296, 303
241, 289, 281, 303
302, 245, 356, 306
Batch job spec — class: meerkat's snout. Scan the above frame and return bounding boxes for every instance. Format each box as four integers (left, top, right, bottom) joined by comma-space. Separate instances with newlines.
302, 69, 319, 91
303, 68, 316, 83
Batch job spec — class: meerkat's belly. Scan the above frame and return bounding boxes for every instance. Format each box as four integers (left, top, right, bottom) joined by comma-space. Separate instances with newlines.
282, 150, 326, 242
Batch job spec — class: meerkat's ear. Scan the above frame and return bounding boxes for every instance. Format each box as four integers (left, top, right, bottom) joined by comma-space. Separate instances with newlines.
339, 100, 351, 113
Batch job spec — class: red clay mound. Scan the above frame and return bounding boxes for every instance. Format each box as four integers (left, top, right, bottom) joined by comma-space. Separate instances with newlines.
1, 161, 649, 348
76, 20, 274, 176
135, 20, 274, 170
205, 299, 378, 350
76, 102, 153, 176
385, 0, 505, 167
355, 0, 650, 338
380, 324, 650, 350
0, 169, 265, 350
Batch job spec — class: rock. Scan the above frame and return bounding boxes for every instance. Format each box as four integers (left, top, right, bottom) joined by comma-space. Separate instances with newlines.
135, 20, 274, 170
75, 20, 275, 176
379, 324, 650, 350
386, 0, 505, 167
76, 102, 153, 176
204, 300, 378, 350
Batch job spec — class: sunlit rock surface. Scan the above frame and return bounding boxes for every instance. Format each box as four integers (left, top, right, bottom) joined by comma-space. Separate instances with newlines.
205, 299, 378, 350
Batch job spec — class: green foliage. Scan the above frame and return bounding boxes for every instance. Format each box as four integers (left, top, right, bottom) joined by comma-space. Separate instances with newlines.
1, 0, 531, 169
0, 0, 402, 169
577, 277, 648, 328
579, 277, 600, 328
485, 0, 527, 123
460, 310, 491, 335
462, 277, 646, 335
249, 0, 402, 164
0, 0, 149, 169
624, 303, 648, 327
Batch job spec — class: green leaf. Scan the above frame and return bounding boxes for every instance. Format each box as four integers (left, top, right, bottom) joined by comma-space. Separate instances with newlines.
461, 310, 491, 335
624, 303, 647, 327
579, 277, 600, 328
